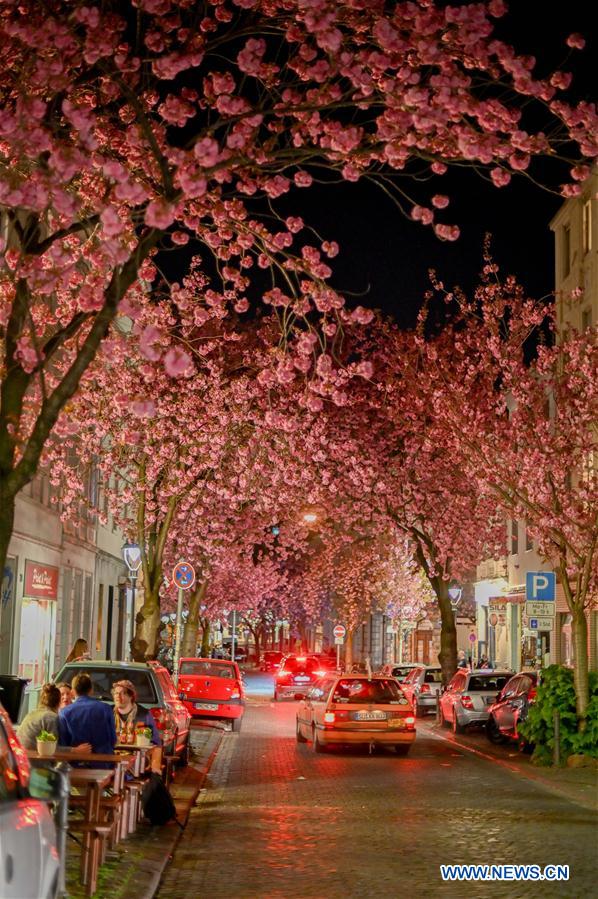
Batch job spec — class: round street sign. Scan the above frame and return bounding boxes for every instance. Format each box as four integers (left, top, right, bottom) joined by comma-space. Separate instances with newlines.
333, 624, 346, 639
172, 561, 196, 590
468, 633, 477, 643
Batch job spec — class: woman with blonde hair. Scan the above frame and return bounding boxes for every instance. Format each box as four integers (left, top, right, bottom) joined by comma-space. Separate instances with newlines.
64, 637, 90, 664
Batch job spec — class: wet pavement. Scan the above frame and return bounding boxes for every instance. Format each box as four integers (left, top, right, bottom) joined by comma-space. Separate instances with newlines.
157, 673, 598, 899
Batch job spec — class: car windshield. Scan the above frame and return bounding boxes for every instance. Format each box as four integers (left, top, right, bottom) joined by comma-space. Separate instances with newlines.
332, 678, 407, 704
468, 674, 511, 692
283, 658, 317, 673
56, 666, 158, 704
180, 661, 235, 679
423, 670, 443, 683
392, 666, 416, 680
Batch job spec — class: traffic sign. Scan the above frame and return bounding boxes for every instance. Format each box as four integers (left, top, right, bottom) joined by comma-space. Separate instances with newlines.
529, 617, 554, 631
525, 571, 555, 602
333, 624, 346, 640
172, 561, 196, 590
525, 601, 556, 618
468, 633, 477, 643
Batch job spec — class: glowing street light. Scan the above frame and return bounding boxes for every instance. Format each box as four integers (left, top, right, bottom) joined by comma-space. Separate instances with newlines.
302, 512, 318, 524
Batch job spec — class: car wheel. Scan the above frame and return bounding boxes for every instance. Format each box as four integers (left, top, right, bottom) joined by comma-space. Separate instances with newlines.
231, 717, 242, 733
296, 719, 307, 743
394, 745, 411, 756
273, 690, 279, 701
485, 716, 506, 745
452, 714, 465, 735
312, 726, 325, 753
518, 737, 533, 754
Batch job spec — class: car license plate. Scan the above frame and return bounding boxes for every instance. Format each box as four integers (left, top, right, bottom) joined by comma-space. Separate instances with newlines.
353, 710, 387, 721
295, 676, 310, 682
195, 702, 218, 710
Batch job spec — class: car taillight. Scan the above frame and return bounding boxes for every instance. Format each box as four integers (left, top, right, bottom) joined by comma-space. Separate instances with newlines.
296, 657, 306, 662
276, 670, 291, 680
420, 684, 431, 694
405, 716, 416, 728
231, 689, 241, 699
315, 669, 327, 677
324, 710, 349, 724
461, 694, 474, 710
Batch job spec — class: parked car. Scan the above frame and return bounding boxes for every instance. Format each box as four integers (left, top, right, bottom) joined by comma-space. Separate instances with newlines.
401, 666, 443, 717
274, 656, 321, 701
177, 658, 245, 732
54, 659, 191, 763
306, 654, 339, 676
295, 674, 416, 754
0, 701, 60, 899
439, 668, 513, 733
260, 651, 283, 672
378, 663, 421, 683
485, 671, 539, 746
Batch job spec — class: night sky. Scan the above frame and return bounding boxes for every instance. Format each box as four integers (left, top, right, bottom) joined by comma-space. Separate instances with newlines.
290, 1, 596, 327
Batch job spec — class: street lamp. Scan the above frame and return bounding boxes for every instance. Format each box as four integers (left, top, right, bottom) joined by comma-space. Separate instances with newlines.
302, 511, 318, 524
121, 541, 142, 656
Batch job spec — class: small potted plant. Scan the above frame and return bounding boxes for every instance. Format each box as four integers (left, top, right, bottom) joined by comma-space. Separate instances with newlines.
136, 724, 152, 747
36, 729, 58, 757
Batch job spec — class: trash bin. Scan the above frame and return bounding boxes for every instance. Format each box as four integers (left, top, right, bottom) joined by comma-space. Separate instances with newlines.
0, 675, 30, 722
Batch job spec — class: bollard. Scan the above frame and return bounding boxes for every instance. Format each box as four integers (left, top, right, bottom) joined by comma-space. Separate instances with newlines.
53, 762, 71, 896
553, 709, 561, 767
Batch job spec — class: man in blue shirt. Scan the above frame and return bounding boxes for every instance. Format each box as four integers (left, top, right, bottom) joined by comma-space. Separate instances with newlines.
59, 673, 116, 755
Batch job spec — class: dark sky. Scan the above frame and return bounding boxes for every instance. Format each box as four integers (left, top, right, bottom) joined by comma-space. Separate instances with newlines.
292, 1, 596, 327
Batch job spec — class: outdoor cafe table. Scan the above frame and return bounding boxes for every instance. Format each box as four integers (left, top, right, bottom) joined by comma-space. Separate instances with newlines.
115, 742, 159, 777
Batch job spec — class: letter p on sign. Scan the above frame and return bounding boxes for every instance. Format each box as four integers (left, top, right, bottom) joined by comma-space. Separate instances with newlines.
526, 571, 555, 601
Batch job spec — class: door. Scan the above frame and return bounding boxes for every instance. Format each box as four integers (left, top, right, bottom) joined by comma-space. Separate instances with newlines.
18, 599, 56, 690
495, 678, 520, 732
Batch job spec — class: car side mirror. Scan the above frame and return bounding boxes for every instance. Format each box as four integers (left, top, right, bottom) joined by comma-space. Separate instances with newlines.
293, 693, 305, 701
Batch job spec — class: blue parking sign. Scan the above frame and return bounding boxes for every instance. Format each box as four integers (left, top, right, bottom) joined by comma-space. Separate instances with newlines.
525, 571, 555, 601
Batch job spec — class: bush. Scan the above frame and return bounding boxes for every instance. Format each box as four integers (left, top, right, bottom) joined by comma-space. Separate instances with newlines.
518, 666, 598, 765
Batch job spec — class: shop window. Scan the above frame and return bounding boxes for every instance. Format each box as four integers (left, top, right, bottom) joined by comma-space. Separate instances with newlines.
510, 520, 519, 555
525, 525, 533, 552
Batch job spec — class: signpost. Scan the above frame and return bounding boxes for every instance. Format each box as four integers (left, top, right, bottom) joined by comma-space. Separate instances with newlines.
525, 571, 556, 602
529, 617, 555, 631
333, 624, 346, 669
525, 600, 556, 619
172, 562, 196, 685
122, 542, 142, 654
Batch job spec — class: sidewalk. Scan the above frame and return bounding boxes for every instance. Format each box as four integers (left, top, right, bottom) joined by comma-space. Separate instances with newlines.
63, 722, 225, 899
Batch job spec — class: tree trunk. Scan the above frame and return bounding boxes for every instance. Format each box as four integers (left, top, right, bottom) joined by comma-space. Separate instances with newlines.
572, 606, 589, 723
0, 480, 16, 589
344, 629, 353, 669
433, 578, 457, 686
133, 588, 161, 660
181, 580, 207, 657
200, 618, 210, 657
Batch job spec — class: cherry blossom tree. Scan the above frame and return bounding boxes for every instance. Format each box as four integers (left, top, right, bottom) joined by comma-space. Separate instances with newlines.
1, 0, 596, 582
409, 272, 597, 719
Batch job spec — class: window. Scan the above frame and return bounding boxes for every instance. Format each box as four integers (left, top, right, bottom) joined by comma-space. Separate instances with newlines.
58, 666, 158, 705
562, 224, 573, 275
308, 680, 334, 702
582, 199, 592, 255
423, 669, 443, 683
582, 306, 592, 331
467, 674, 511, 692
180, 661, 235, 678
332, 678, 405, 704
447, 673, 466, 693
510, 520, 519, 555
525, 525, 533, 552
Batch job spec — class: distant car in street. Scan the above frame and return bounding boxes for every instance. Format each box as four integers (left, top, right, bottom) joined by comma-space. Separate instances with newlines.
378, 663, 421, 683
54, 659, 191, 763
178, 657, 245, 732
400, 665, 443, 717
306, 654, 339, 676
274, 656, 321, 701
260, 651, 283, 672
0, 701, 60, 899
295, 674, 416, 754
485, 671, 539, 747
439, 668, 513, 733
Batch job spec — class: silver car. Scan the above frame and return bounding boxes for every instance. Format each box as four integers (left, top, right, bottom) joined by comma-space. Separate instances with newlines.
378, 663, 421, 684
400, 666, 443, 717
0, 702, 60, 899
439, 669, 513, 733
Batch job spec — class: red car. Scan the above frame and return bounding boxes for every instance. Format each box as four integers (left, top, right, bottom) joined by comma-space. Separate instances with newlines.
178, 658, 245, 731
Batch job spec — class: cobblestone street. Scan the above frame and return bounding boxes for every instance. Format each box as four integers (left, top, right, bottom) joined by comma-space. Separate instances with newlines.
157, 677, 598, 899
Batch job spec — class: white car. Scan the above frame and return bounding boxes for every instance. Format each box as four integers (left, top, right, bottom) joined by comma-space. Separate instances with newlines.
0, 702, 60, 899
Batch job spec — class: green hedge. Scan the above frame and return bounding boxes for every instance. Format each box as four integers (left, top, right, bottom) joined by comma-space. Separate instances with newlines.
518, 665, 598, 765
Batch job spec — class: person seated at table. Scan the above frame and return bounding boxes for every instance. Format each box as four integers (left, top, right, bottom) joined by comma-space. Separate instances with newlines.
56, 681, 74, 710
16, 683, 92, 753
59, 673, 116, 755
111, 680, 160, 746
